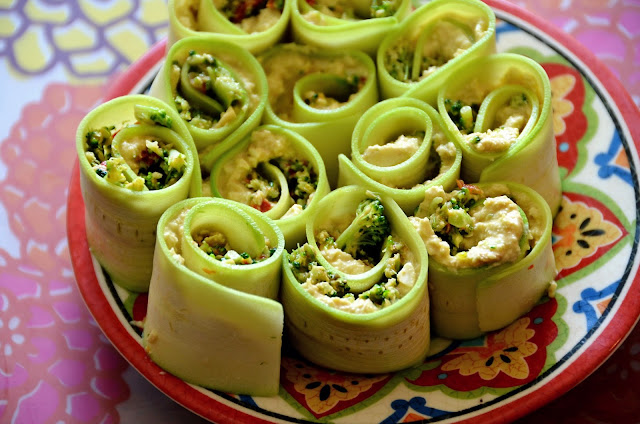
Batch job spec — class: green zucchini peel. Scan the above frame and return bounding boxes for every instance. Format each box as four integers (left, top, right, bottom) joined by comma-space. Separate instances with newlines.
281, 186, 430, 373
210, 125, 330, 249
167, 0, 292, 53
149, 35, 268, 173
409, 181, 556, 339
75, 94, 201, 292
379, 0, 496, 100
338, 97, 462, 214
431, 53, 561, 215
291, 0, 412, 56
142, 197, 284, 395
258, 43, 378, 186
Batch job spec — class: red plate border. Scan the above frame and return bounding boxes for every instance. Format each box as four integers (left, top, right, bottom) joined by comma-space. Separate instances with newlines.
67, 1, 640, 423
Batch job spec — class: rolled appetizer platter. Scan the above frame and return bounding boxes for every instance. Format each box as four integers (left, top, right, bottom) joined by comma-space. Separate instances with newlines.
66, 0, 640, 423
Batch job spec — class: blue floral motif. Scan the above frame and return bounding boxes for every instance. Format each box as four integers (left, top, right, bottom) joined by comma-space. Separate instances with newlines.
380, 397, 450, 423
595, 130, 633, 186
495, 21, 520, 39
238, 394, 257, 407
573, 280, 620, 330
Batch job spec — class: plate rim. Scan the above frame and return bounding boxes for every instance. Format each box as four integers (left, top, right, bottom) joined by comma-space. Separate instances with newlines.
67, 1, 640, 423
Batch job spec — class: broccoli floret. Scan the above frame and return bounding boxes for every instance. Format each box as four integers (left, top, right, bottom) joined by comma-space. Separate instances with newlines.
335, 197, 391, 262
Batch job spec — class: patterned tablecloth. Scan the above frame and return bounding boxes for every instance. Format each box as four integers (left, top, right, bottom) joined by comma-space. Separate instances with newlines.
1, 1, 638, 423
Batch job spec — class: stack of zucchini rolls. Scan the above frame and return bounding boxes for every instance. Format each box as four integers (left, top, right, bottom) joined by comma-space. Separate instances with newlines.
76, 0, 560, 397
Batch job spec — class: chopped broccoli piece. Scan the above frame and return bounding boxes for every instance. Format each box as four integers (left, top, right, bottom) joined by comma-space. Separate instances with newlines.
426, 183, 484, 255
370, 0, 397, 17
134, 104, 173, 128
335, 197, 391, 262
289, 244, 352, 297
444, 99, 479, 134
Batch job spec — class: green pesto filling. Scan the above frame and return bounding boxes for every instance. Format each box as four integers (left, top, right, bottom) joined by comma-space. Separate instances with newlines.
422, 183, 484, 255
289, 243, 404, 306
301, 74, 364, 109
194, 230, 275, 265
307, 0, 398, 19
444, 98, 479, 134
172, 51, 246, 130
272, 158, 317, 206
222, 0, 284, 23
244, 157, 318, 213
83, 106, 187, 191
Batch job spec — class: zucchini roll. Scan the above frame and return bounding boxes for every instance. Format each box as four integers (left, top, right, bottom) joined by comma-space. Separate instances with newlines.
168, 0, 292, 53
143, 197, 285, 395
149, 35, 268, 174
281, 186, 430, 373
291, 0, 412, 56
409, 181, 556, 339
338, 97, 462, 214
378, 0, 495, 100
428, 53, 561, 215
76, 95, 200, 292
258, 43, 378, 186
210, 125, 330, 249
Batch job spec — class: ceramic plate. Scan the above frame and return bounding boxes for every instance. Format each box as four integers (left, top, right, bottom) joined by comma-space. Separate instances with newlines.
67, 1, 640, 422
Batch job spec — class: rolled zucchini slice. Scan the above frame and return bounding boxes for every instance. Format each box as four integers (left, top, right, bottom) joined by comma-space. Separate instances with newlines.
428, 53, 561, 215
291, 0, 412, 56
167, 0, 292, 53
258, 43, 378, 186
149, 35, 268, 174
76, 95, 200, 292
281, 186, 430, 373
337, 97, 462, 214
142, 197, 285, 396
409, 181, 556, 339
210, 125, 330, 249
378, 0, 495, 100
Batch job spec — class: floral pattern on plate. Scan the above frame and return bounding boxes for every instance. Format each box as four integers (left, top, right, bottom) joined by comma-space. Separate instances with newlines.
65, 7, 640, 424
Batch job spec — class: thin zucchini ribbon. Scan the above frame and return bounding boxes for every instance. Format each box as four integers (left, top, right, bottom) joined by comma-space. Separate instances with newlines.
258, 43, 378, 186
210, 125, 330, 249
167, 0, 292, 53
291, 0, 412, 56
378, 0, 495, 100
75, 95, 201, 292
409, 182, 556, 339
149, 35, 268, 174
424, 53, 561, 215
143, 197, 285, 396
338, 97, 462, 214
281, 186, 430, 373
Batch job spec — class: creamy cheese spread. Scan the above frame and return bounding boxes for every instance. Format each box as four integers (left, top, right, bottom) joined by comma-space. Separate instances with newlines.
237, 7, 281, 33
218, 128, 318, 216
463, 92, 533, 153
372, 128, 457, 189
164, 206, 273, 266
164, 207, 189, 265
259, 45, 368, 121
465, 126, 519, 153
321, 247, 372, 274
361, 134, 421, 167
290, 241, 416, 314
303, 0, 397, 22
410, 184, 529, 269
385, 16, 488, 83
174, 0, 199, 29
